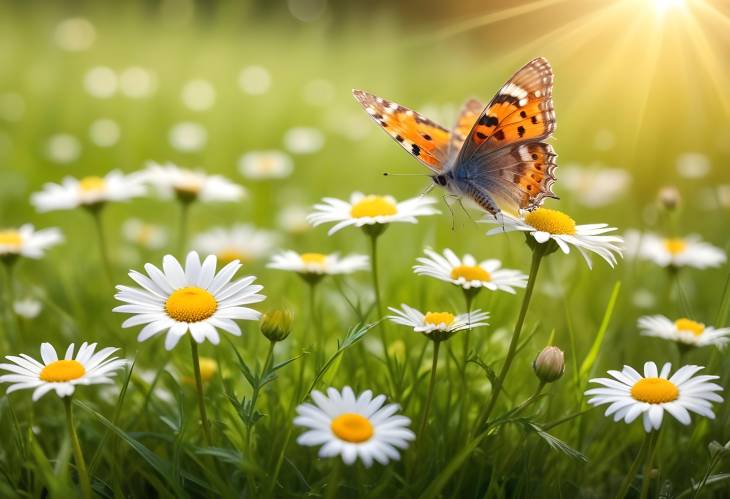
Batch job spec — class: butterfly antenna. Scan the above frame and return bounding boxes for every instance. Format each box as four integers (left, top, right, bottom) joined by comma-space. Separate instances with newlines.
419, 183, 436, 198
383, 172, 431, 177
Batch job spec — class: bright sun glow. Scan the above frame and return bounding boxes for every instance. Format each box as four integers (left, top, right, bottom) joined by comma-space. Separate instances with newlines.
653, 0, 685, 12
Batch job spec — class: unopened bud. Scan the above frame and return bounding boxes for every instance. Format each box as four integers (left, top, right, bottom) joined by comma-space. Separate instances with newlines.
260, 309, 293, 342
658, 186, 681, 211
533, 346, 565, 383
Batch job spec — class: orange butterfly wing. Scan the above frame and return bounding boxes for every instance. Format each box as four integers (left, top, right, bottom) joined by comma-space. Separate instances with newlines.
449, 98, 484, 157
352, 90, 450, 172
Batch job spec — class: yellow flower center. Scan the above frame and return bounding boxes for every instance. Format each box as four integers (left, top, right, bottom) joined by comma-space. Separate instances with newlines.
450, 265, 491, 282
675, 318, 705, 336
300, 253, 327, 265
217, 249, 251, 265
256, 156, 277, 172
630, 377, 679, 404
165, 287, 217, 323
39, 360, 86, 382
424, 312, 455, 327
198, 357, 218, 382
330, 413, 374, 443
664, 238, 687, 255
524, 208, 577, 235
0, 230, 23, 249
78, 176, 106, 193
350, 195, 398, 218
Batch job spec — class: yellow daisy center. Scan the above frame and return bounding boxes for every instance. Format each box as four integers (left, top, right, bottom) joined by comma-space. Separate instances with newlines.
0, 230, 23, 249
524, 208, 577, 235
424, 312, 455, 326
39, 360, 86, 382
330, 413, 374, 443
78, 176, 106, 193
350, 195, 398, 218
256, 156, 278, 172
165, 287, 217, 323
664, 238, 687, 255
630, 377, 679, 404
217, 249, 251, 265
300, 253, 327, 265
675, 318, 705, 336
450, 265, 491, 282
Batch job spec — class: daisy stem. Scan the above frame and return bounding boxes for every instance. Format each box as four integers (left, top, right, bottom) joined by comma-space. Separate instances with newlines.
177, 199, 192, 256
189, 336, 214, 447
90, 207, 114, 284
2, 260, 20, 349
639, 430, 661, 499
368, 233, 395, 384
246, 340, 275, 453
64, 397, 92, 499
475, 245, 545, 431
324, 458, 342, 499
417, 340, 441, 442
612, 431, 651, 499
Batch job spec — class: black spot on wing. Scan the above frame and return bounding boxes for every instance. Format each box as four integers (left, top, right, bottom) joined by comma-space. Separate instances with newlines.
479, 115, 499, 127
517, 126, 526, 137
412, 144, 421, 156
494, 130, 506, 141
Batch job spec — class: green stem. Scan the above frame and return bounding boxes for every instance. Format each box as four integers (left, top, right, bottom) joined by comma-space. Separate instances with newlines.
177, 200, 192, 256
64, 397, 92, 499
639, 430, 661, 499
612, 432, 652, 499
324, 458, 342, 499
190, 336, 213, 447
246, 341, 275, 452
2, 260, 20, 349
475, 245, 545, 431
462, 290, 476, 368
417, 340, 441, 442
90, 208, 114, 284
369, 232, 395, 383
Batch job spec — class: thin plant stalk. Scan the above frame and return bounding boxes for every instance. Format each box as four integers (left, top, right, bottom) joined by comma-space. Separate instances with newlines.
246, 340, 275, 452
177, 199, 192, 256
417, 340, 441, 441
64, 396, 92, 499
368, 231, 395, 382
190, 336, 214, 447
324, 458, 342, 499
612, 432, 652, 499
639, 430, 661, 499
89, 207, 114, 284
2, 260, 21, 349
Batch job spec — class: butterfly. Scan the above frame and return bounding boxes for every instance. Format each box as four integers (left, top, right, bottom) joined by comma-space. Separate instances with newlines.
352, 57, 558, 216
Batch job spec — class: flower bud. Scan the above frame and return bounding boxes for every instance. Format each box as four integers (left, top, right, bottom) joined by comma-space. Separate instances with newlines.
260, 309, 293, 342
533, 346, 565, 383
658, 186, 681, 211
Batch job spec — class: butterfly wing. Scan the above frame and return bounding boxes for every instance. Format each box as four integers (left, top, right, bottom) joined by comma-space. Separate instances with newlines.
353, 89, 450, 172
448, 98, 484, 160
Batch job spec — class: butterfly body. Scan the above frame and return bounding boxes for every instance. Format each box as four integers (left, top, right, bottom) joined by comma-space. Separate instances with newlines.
353, 57, 558, 216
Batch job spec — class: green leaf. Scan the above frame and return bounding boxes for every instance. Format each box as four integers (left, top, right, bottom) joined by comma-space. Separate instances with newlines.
579, 281, 621, 383
519, 420, 588, 462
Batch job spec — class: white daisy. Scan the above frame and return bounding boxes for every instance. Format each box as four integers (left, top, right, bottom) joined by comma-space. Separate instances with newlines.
387, 304, 489, 341
559, 165, 630, 208
143, 161, 246, 203
113, 251, 265, 350
638, 315, 730, 349
484, 208, 623, 269
413, 248, 527, 293
624, 231, 726, 269
13, 298, 42, 319
268, 250, 369, 278
585, 361, 723, 432
0, 225, 63, 260
283, 127, 324, 155
277, 204, 312, 234
0, 342, 127, 401
30, 170, 146, 212
294, 386, 415, 467
307, 192, 439, 236
238, 150, 293, 180
122, 218, 169, 250
192, 224, 279, 264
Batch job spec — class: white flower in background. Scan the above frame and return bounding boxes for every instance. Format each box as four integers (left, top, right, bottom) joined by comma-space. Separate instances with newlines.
31, 170, 146, 212
294, 386, 415, 467
0, 342, 127, 401
308, 192, 439, 236
632, 288, 656, 309
302, 79, 335, 106
0, 225, 63, 260
413, 248, 527, 293
119, 67, 157, 98
13, 298, 42, 319
559, 165, 630, 207
89, 119, 120, 147
238, 150, 293, 179
113, 251, 265, 350
193, 225, 279, 264
122, 219, 169, 250
624, 231, 726, 269
0, 93, 25, 122
83, 66, 117, 99
387, 304, 489, 340
676, 152, 710, 179
268, 250, 369, 277
143, 162, 246, 203
484, 208, 623, 269
586, 362, 723, 432
169, 122, 207, 153
45, 134, 81, 164
238, 65, 271, 95
277, 204, 311, 234
283, 127, 324, 154
638, 316, 730, 349
54, 17, 96, 52
181, 79, 216, 111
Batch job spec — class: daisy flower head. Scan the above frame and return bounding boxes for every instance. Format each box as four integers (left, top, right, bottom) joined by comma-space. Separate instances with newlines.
113, 251, 265, 350
143, 161, 246, 203
484, 208, 623, 269
294, 386, 414, 467
638, 315, 730, 349
585, 361, 723, 432
122, 218, 169, 250
0, 224, 63, 262
307, 192, 439, 236
30, 170, 146, 212
268, 250, 369, 284
238, 150, 293, 179
0, 342, 127, 401
625, 231, 726, 270
413, 248, 528, 294
387, 304, 489, 341
193, 224, 279, 265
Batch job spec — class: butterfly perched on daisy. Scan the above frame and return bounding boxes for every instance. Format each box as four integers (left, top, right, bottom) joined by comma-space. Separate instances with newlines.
353, 57, 558, 216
